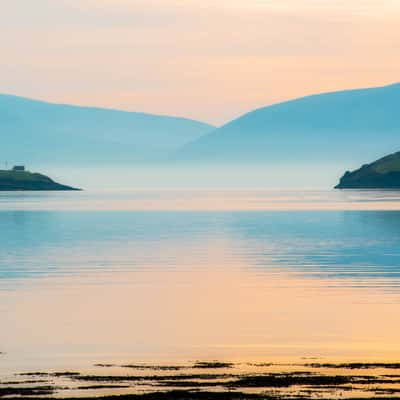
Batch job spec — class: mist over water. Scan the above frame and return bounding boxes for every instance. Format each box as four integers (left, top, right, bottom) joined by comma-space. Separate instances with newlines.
32, 163, 349, 191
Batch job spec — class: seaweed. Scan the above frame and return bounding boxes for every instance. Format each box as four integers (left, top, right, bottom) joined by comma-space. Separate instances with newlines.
306, 362, 400, 369
0, 385, 55, 397
193, 362, 234, 369
227, 373, 352, 388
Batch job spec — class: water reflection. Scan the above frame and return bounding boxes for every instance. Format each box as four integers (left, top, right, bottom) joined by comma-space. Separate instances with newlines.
1, 209, 400, 287
1, 189, 400, 211
1, 191, 400, 374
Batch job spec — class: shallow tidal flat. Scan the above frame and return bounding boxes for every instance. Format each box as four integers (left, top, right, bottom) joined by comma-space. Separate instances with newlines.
3, 360, 400, 399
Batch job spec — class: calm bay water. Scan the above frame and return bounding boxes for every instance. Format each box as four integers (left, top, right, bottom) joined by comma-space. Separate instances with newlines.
1, 190, 400, 375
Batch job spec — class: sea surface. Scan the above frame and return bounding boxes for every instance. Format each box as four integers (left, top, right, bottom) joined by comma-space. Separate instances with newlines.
1, 189, 400, 377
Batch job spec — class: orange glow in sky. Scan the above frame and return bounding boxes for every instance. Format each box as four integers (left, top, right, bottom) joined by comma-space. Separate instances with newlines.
1, 0, 400, 124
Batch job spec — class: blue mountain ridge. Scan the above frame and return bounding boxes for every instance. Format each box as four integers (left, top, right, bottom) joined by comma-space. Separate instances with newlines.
0, 94, 214, 164
176, 82, 400, 164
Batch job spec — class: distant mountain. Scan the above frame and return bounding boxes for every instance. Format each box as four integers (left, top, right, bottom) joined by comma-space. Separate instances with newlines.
0, 94, 214, 165
336, 151, 400, 189
176, 83, 400, 163
0, 169, 79, 191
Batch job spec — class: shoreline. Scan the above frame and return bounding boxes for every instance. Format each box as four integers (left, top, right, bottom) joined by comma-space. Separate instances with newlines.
3, 360, 400, 399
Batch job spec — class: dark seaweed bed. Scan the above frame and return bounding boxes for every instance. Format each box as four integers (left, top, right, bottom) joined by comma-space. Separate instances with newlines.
3, 361, 400, 400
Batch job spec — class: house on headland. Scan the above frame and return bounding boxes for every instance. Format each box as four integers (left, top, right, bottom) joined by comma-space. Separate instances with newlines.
12, 165, 25, 172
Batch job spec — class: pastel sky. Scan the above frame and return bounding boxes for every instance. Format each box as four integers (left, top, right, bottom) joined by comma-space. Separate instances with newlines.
1, 0, 400, 124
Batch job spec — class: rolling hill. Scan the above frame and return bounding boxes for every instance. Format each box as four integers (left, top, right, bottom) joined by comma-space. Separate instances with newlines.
336, 151, 400, 189
0, 169, 79, 191
0, 94, 214, 165
176, 83, 400, 164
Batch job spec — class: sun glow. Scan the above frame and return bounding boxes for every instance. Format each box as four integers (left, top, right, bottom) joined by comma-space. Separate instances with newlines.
2, 0, 400, 123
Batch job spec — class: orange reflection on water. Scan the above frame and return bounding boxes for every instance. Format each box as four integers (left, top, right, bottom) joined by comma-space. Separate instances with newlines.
2, 244, 400, 375
2, 189, 400, 211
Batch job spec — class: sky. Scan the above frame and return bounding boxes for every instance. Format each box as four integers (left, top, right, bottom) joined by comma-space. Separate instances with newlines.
1, 0, 400, 125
